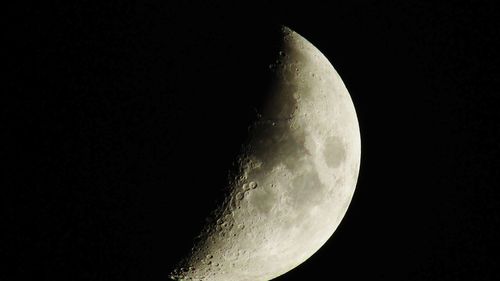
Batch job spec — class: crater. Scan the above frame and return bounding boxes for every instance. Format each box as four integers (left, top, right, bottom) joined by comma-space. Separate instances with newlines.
248, 187, 276, 214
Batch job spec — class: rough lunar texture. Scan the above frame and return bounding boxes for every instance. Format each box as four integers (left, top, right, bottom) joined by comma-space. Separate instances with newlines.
169, 26, 361, 281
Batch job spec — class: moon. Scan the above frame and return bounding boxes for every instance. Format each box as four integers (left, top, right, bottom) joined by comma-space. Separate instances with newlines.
169, 26, 361, 281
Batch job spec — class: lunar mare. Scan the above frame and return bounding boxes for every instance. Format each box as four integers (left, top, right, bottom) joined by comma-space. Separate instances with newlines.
169, 26, 361, 281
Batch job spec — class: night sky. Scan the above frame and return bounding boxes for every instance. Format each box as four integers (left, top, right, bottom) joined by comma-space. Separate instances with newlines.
4, 1, 499, 280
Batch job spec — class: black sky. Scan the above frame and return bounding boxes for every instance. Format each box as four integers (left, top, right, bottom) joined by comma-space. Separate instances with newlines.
4, 1, 499, 280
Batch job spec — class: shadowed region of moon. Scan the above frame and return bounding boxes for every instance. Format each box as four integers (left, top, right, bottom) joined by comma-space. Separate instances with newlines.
169, 25, 361, 281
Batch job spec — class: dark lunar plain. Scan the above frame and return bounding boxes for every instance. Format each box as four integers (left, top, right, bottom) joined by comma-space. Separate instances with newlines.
4, 1, 499, 280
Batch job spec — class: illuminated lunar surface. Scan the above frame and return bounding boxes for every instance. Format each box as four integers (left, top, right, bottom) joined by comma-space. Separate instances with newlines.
169, 26, 361, 281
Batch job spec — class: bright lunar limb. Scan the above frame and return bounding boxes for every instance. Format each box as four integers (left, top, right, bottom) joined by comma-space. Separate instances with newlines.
169, 26, 361, 281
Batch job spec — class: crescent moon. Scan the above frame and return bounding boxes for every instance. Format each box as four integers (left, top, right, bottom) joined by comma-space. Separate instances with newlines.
169, 26, 361, 281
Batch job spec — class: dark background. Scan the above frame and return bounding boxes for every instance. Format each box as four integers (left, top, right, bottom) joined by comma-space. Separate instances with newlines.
4, 1, 499, 280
